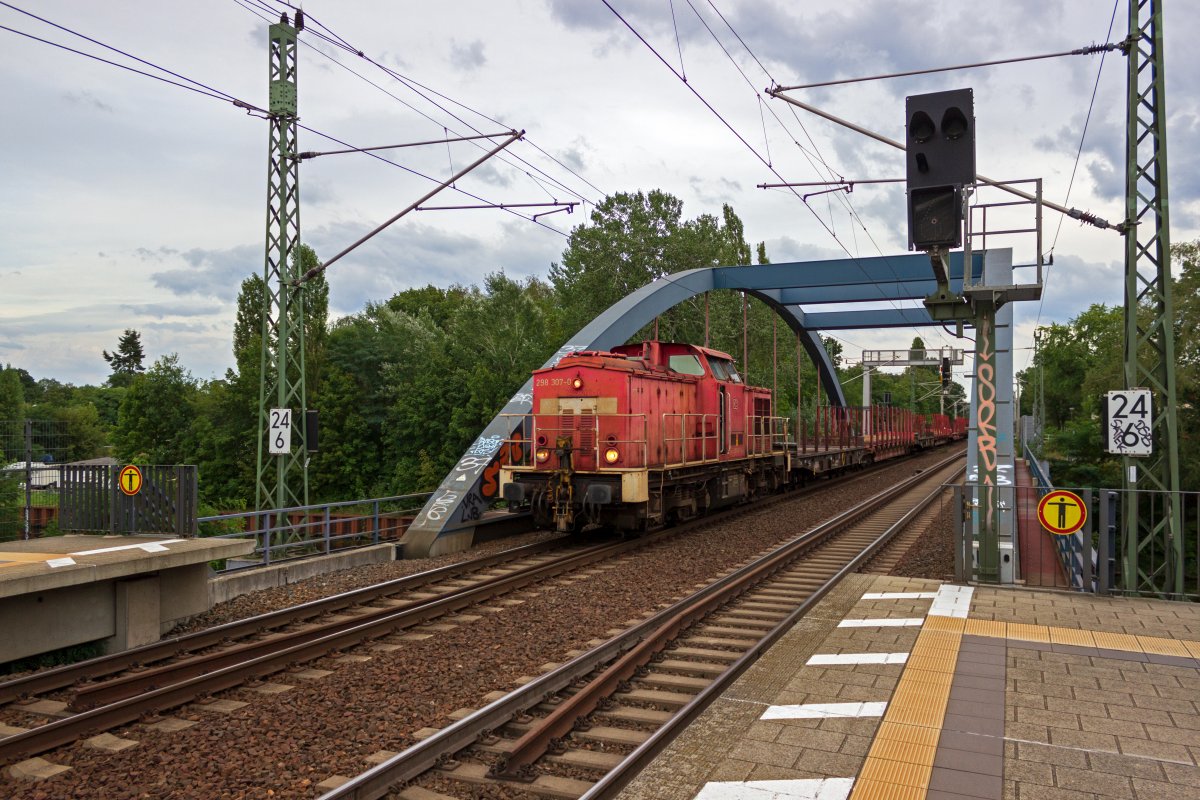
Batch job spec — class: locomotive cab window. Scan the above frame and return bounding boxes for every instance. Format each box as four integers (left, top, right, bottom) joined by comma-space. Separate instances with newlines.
668, 354, 705, 376
709, 357, 742, 383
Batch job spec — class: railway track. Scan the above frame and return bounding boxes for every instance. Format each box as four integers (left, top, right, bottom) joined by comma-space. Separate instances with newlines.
320, 451, 965, 800
0, 448, 958, 771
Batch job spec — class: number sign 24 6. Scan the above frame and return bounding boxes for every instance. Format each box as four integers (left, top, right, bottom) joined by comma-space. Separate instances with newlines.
269, 408, 292, 455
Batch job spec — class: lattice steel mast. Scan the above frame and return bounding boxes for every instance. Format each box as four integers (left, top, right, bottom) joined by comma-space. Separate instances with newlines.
255, 13, 308, 516
1122, 0, 1181, 594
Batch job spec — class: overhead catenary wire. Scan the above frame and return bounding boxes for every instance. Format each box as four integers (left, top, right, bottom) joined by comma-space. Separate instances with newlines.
243, 0, 604, 206
773, 43, 1122, 92
1, 3, 574, 242
1026, 0, 1121, 373
0, 1, 255, 108
226, 0, 580, 237
678, 0, 961, 353
0, 22, 262, 113
600, 0, 876, 356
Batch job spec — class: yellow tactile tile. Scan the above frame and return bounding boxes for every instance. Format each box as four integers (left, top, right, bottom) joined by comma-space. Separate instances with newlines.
905, 654, 957, 674
866, 737, 937, 767
964, 618, 1007, 638
1184, 640, 1200, 659
1006, 623, 1051, 643
910, 647, 960, 662
1136, 635, 1193, 657
890, 686, 949, 712
907, 649, 959, 669
875, 721, 942, 746
857, 756, 933, 789
923, 614, 966, 633
849, 778, 927, 800
896, 668, 954, 688
886, 702, 947, 728
1092, 631, 1144, 652
915, 628, 962, 645
1048, 626, 1097, 648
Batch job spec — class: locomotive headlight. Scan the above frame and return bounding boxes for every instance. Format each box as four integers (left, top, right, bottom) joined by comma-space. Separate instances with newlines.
604, 447, 620, 464
535, 448, 551, 463
571, 376, 584, 390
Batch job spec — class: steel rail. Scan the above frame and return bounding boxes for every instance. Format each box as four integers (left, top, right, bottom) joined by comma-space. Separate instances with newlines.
581, 461, 966, 799
1, 446, 925, 710
318, 449, 965, 800
0, 538, 639, 765
67, 467, 874, 711
0, 537, 574, 705
495, 457, 965, 779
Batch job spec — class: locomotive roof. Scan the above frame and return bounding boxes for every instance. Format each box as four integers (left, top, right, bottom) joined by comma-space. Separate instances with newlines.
554, 341, 736, 361
534, 341, 738, 376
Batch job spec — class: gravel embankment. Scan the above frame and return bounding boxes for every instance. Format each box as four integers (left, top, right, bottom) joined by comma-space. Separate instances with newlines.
2, 449, 957, 800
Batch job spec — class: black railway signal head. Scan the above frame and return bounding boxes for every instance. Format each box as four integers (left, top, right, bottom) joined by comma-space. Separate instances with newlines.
905, 88, 976, 250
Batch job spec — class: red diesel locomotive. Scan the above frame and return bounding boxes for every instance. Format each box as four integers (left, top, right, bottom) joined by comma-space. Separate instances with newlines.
499, 340, 965, 533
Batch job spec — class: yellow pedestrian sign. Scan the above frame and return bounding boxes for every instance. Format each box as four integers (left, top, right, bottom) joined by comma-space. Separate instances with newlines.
118, 465, 143, 497
1037, 490, 1086, 536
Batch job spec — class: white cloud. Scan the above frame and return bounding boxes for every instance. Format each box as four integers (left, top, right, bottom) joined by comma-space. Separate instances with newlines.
0, 0, 1196, 391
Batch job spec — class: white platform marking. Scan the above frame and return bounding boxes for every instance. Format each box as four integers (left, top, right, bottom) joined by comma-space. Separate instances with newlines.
860, 592, 937, 600
837, 618, 923, 628
70, 539, 184, 557
928, 584, 975, 618
46, 557, 77, 568
761, 702, 887, 720
806, 652, 908, 666
694, 777, 854, 800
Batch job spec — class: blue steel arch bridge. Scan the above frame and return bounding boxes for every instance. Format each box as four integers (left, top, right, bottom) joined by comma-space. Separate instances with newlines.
400, 249, 998, 559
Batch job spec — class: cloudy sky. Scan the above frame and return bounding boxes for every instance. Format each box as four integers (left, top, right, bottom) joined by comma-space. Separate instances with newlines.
2, 1, 1197, 388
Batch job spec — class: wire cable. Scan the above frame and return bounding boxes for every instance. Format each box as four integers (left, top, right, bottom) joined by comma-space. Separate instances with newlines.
1024, 0, 1120, 373
679, 0, 959, 352
0, 1, 253, 106
246, 0, 605, 205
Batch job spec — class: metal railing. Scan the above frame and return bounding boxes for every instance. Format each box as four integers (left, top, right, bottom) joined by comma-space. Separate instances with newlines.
1023, 445, 1093, 591
201, 493, 431, 572
502, 412, 789, 472
955, 460, 1200, 599
502, 413, 650, 470
662, 413, 718, 467
746, 415, 790, 458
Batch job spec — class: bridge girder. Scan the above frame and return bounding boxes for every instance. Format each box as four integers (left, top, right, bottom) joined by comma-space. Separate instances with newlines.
400, 250, 985, 558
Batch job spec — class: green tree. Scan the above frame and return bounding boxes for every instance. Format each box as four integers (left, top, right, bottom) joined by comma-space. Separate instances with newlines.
113, 354, 198, 464
102, 329, 147, 388
0, 366, 24, 422
46, 404, 105, 462
298, 244, 330, 396
550, 190, 686, 336
1169, 239, 1200, 490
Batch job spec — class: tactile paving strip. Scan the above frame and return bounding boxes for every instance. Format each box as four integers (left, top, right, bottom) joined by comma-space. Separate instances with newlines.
847, 616, 962, 800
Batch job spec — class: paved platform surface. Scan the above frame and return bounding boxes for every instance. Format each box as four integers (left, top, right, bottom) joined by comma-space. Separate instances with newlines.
0, 535, 253, 598
618, 575, 1200, 800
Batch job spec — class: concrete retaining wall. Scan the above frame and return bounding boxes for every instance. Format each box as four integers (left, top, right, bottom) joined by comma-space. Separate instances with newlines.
208, 544, 396, 606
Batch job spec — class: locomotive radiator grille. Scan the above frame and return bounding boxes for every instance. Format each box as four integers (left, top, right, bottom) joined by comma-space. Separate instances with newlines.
579, 409, 595, 456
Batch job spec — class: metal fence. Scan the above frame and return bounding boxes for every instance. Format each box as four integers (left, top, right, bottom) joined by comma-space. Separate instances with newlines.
953, 453, 1199, 599
58, 464, 198, 536
0, 419, 73, 540
202, 493, 432, 571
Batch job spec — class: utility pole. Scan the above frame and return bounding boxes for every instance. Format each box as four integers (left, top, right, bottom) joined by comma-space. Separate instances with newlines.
1122, 0, 1181, 595
255, 12, 309, 520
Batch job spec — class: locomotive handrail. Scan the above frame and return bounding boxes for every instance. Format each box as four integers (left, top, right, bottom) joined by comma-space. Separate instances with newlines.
746, 414, 789, 457
498, 413, 650, 471
662, 413, 719, 467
